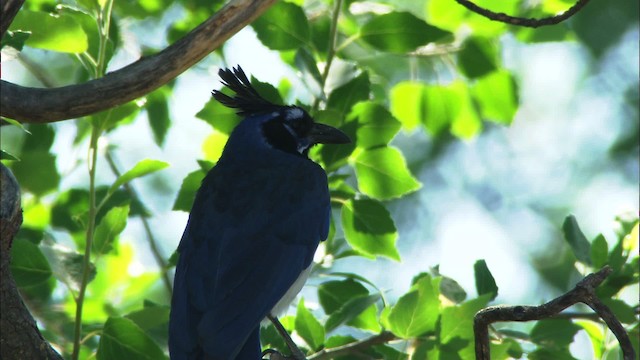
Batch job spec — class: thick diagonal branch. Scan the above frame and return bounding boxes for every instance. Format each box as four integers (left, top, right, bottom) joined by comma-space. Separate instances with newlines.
1, 0, 276, 123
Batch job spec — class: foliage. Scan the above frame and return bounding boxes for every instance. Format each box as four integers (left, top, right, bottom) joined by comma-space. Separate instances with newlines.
1, 0, 638, 359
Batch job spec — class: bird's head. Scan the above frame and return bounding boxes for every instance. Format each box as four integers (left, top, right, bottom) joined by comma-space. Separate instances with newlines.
212, 66, 350, 157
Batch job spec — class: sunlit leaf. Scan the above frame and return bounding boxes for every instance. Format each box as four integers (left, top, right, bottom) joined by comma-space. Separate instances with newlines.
341, 199, 400, 260
360, 12, 451, 53
107, 159, 169, 198
575, 320, 604, 359
196, 96, 241, 134
387, 275, 440, 338
353, 146, 421, 200
10, 239, 52, 287
252, 1, 310, 50
9, 10, 88, 53
295, 298, 325, 351
202, 130, 229, 163
440, 295, 491, 344
97, 317, 167, 360
472, 70, 518, 125
349, 101, 401, 149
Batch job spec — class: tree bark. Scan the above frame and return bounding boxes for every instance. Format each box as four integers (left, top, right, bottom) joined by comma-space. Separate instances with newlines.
0, 163, 63, 360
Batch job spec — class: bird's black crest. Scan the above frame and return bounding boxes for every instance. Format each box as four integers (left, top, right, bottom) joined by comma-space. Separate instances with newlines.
212, 66, 280, 116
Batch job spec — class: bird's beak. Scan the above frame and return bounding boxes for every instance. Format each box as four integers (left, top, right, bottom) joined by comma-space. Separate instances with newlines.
309, 123, 351, 145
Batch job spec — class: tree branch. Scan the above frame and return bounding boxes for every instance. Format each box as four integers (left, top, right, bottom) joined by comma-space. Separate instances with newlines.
454, 0, 592, 28
308, 331, 397, 360
0, 0, 277, 123
0, 0, 25, 38
0, 163, 63, 360
474, 266, 636, 360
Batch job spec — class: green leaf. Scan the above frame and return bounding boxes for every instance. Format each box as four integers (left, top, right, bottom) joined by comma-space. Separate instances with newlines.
126, 305, 170, 331
325, 294, 380, 332
530, 319, 581, 347
359, 12, 451, 53
10, 239, 52, 287
295, 298, 325, 351
97, 317, 167, 360
327, 72, 370, 118
196, 96, 241, 134
440, 295, 491, 344
1, 30, 30, 51
439, 275, 467, 304
472, 70, 518, 125
387, 275, 440, 338
590, 234, 609, 268
575, 320, 604, 359
9, 10, 88, 53
252, 1, 310, 51
41, 243, 95, 291
474, 260, 498, 300
1, 149, 19, 160
318, 279, 368, 314
389, 82, 424, 131
562, 215, 592, 265
354, 146, 421, 200
93, 205, 129, 256
147, 88, 171, 146
349, 102, 401, 149
11, 151, 60, 196
341, 199, 400, 260
108, 159, 169, 197
601, 298, 637, 324
458, 37, 497, 79
173, 169, 206, 212
389, 81, 481, 137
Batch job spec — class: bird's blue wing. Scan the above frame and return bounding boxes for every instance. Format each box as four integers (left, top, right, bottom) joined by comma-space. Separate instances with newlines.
169, 159, 330, 359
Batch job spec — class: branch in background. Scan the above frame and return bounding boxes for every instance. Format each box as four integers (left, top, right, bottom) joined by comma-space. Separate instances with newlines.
454, 0, 592, 28
104, 151, 173, 296
308, 331, 397, 360
1, 0, 277, 123
474, 266, 636, 360
0, 0, 25, 37
0, 163, 63, 360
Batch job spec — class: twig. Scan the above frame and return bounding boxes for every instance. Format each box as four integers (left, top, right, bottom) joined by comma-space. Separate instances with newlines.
104, 151, 173, 296
454, 0, 592, 28
473, 266, 636, 360
267, 314, 307, 360
308, 331, 397, 360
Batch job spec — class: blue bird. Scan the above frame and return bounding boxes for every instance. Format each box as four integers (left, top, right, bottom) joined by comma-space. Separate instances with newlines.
169, 66, 350, 360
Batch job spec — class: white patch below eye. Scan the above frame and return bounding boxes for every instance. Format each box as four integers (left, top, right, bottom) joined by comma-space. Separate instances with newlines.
284, 107, 304, 120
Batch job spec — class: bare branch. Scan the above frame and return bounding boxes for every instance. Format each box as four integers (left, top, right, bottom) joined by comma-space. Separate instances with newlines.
454, 0, 592, 28
0, 0, 277, 123
0, 163, 63, 360
474, 266, 636, 360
